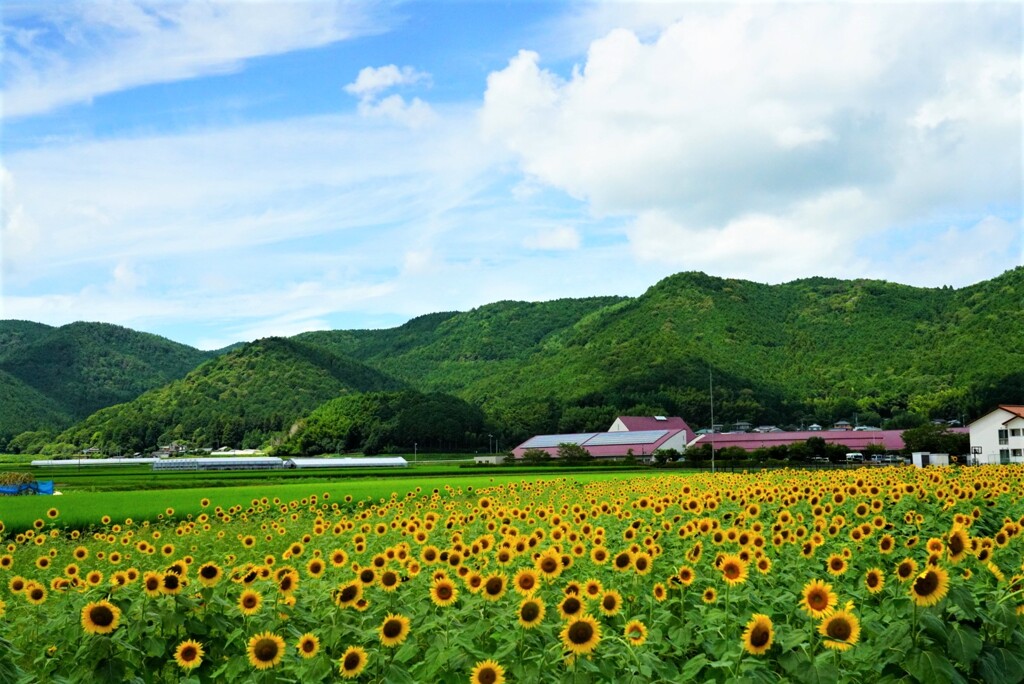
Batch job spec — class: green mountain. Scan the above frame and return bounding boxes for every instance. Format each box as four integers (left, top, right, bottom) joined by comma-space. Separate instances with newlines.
0, 369, 71, 445
275, 390, 487, 455
10, 268, 1022, 453
56, 337, 402, 452
296, 268, 1024, 443
0, 321, 216, 442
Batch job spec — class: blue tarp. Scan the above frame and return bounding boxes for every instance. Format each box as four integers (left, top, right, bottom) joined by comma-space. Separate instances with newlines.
0, 480, 54, 495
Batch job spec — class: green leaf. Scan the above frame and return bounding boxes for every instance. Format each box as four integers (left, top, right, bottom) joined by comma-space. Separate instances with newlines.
904, 650, 966, 684
978, 647, 1024, 684
946, 586, 979, 620
946, 624, 982, 668
679, 654, 708, 681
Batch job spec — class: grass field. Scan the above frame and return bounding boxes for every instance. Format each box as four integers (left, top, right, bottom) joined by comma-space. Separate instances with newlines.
0, 469, 663, 536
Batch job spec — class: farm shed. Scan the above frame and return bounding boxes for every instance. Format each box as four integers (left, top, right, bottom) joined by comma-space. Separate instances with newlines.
284, 457, 408, 469
32, 458, 163, 467
152, 457, 284, 471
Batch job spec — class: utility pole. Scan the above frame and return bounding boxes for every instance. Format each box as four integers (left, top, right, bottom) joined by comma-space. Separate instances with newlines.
710, 369, 715, 474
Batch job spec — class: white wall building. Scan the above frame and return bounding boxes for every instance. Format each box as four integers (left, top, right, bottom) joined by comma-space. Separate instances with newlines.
968, 405, 1024, 465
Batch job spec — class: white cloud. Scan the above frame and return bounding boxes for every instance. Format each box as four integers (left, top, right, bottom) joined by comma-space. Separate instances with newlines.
357, 94, 436, 128
522, 226, 581, 251
345, 64, 435, 128
482, 3, 1021, 282
2, 1, 384, 118
344, 65, 431, 98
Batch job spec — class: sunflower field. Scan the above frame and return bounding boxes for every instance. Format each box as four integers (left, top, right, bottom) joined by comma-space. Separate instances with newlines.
1, 466, 1022, 683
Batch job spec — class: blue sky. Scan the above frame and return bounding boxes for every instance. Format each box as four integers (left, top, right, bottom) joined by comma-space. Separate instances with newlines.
2, 1, 1021, 350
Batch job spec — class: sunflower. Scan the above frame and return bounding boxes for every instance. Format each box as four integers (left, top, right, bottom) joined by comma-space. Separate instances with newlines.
307, 558, 326, 579
947, 528, 970, 563
799, 579, 837, 619
81, 600, 121, 635
481, 573, 507, 602
624, 619, 648, 647
25, 583, 47, 605
332, 580, 362, 608
583, 578, 603, 599
196, 562, 222, 587
864, 568, 885, 594
238, 589, 263, 616
379, 613, 411, 647
677, 565, 695, 586
430, 578, 458, 607
513, 568, 539, 595
296, 633, 319, 659
338, 646, 368, 679
160, 572, 183, 595
558, 595, 586, 619
612, 551, 633, 572
910, 565, 950, 607
174, 640, 204, 670
598, 589, 622, 616
633, 552, 653, 575
825, 554, 848, 576
142, 571, 162, 597
537, 551, 563, 579
560, 615, 601, 656
379, 569, 400, 592
247, 632, 285, 670
518, 597, 545, 629
719, 554, 748, 586
741, 614, 774, 656
470, 659, 506, 684
819, 610, 861, 651
895, 558, 918, 583
702, 587, 718, 604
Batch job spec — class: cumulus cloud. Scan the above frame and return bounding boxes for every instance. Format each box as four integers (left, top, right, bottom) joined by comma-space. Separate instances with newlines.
345, 65, 431, 98
481, 4, 1022, 281
345, 64, 435, 128
2, 1, 383, 118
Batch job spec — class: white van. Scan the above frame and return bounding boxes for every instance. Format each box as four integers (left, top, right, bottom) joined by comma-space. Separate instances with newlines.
845, 452, 864, 463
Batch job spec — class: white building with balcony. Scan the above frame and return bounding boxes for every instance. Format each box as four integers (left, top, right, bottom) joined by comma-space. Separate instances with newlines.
968, 405, 1024, 465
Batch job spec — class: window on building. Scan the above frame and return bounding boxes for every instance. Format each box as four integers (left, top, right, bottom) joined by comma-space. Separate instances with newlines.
1013, 449, 1023, 459
1000, 449, 1010, 464
998, 429, 1009, 445
1011, 428, 1022, 437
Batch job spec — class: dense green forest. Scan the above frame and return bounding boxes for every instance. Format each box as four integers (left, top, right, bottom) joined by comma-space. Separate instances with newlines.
0, 321, 216, 445
2, 268, 1021, 454
50, 338, 401, 454
273, 390, 487, 455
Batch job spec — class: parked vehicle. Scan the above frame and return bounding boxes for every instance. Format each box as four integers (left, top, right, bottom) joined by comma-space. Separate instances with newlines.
846, 452, 864, 463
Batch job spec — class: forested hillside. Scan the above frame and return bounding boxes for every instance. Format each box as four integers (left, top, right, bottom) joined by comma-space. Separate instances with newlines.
298, 268, 1024, 442
4, 268, 1021, 454
53, 337, 402, 453
274, 390, 487, 455
0, 321, 213, 442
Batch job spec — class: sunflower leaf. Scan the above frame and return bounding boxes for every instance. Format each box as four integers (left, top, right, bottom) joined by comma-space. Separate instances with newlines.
977, 647, 1024, 684
946, 624, 982, 667
905, 650, 967, 684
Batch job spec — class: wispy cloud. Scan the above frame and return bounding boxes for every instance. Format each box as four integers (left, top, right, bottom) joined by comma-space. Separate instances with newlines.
1, 0, 386, 118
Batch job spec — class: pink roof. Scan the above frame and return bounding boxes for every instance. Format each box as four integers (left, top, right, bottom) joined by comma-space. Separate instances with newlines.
616, 416, 695, 442
691, 429, 907, 452
512, 429, 685, 459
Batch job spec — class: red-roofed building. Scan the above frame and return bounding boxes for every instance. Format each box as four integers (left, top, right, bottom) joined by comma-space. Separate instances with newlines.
689, 429, 906, 452
609, 415, 695, 444
969, 405, 1024, 465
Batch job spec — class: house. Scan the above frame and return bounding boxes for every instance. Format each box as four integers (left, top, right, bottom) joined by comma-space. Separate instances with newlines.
512, 416, 694, 461
833, 421, 853, 431
731, 421, 753, 432
968, 405, 1024, 465
608, 415, 694, 443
